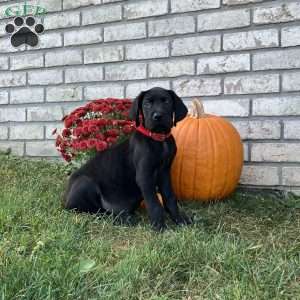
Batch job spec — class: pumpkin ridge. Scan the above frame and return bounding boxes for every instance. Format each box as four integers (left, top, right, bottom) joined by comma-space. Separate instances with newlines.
192, 118, 200, 201
182, 119, 198, 199
176, 119, 192, 199
214, 118, 230, 198
206, 117, 221, 199
224, 120, 242, 197
210, 117, 226, 198
204, 117, 215, 199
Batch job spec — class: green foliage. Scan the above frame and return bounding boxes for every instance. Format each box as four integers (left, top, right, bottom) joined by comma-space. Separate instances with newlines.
0, 153, 300, 300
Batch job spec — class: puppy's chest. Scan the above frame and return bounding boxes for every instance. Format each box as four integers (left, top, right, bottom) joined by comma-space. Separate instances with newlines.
157, 141, 174, 166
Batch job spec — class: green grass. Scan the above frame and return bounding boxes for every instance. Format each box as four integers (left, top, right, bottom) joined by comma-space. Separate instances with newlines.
0, 153, 300, 300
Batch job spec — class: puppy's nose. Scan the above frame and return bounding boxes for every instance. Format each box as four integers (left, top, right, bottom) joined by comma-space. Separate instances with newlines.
152, 112, 162, 121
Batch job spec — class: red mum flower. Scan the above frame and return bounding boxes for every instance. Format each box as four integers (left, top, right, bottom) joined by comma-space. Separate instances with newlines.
102, 107, 112, 114
96, 141, 108, 151
62, 153, 72, 162
82, 126, 90, 135
55, 135, 63, 147
106, 137, 117, 144
95, 133, 104, 140
73, 127, 83, 137
88, 125, 98, 133
87, 139, 97, 149
71, 141, 80, 150
79, 141, 88, 150
106, 129, 119, 137
64, 117, 74, 128
123, 124, 133, 134
76, 119, 83, 126
62, 128, 71, 137
121, 111, 129, 118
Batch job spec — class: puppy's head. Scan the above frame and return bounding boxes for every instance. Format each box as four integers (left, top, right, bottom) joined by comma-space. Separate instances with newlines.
129, 87, 188, 133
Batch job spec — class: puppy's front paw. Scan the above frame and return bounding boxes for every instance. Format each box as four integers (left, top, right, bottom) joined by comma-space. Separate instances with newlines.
151, 220, 167, 232
173, 212, 193, 226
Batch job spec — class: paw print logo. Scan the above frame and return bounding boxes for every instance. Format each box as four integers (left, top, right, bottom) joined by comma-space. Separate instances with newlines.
5, 16, 44, 47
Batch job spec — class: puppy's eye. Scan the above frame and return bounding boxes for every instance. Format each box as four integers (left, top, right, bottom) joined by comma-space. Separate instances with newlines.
162, 98, 170, 104
144, 100, 152, 108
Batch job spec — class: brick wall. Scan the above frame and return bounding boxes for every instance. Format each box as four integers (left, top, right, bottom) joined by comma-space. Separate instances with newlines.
0, 0, 299, 195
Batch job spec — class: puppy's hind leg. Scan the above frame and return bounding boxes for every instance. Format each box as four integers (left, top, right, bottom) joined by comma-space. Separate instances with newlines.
64, 176, 104, 214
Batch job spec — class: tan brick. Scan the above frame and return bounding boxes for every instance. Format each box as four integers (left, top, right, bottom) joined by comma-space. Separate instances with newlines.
172, 35, 221, 56
284, 121, 300, 139
65, 66, 104, 83
0, 71, 26, 87
104, 22, 146, 42
0, 126, 8, 139
45, 49, 82, 67
282, 26, 300, 47
26, 141, 58, 157
232, 120, 281, 139
28, 70, 63, 85
171, 0, 220, 13
35, 32, 63, 50
223, 29, 278, 51
44, 11, 80, 30
253, 96, 300, 116
10, 52, 43, 70
282, 167, 300, 186
126, 81, 170, 98
46, 86, 83, 102
202, 99, 249, 117
105, 63, 146, 81
63, 0, 101, 9
85, 45, 123, 64
224, 0, 262, 4
126, 41, 169, 60
149, 16, 195, 37
282, 72, 300, 92
240, 165, 279, 186
254, 2, 300, 24
243, 143, 249, 161
0, 90, 9, 104
10, 125, 44, 140
0, 142, 24, 156
64, 27, 103, 46
253, 49, 300, 71
10, 88, 44, 104
82, 4, 122, 25
224, 74, 279, 95
197, 53, 250, 74
198, 9, 250, 32
252, 143, 300, 162
149, 59, 194, 78
85, 84, 124, 100
27, 106, 63, 122
0, 108, 26, 122
173, 78, 222, 97
124, 0, 168, 19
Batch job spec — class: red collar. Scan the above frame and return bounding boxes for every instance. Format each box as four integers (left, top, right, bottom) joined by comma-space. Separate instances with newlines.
134, 125, 171, 142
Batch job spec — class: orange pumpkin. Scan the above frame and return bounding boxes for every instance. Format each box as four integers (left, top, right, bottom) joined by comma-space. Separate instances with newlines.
171, 99, 243, 202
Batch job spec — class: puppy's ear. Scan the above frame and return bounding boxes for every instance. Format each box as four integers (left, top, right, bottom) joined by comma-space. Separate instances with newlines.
168, 90, 188, 126
129, 91, 145, 126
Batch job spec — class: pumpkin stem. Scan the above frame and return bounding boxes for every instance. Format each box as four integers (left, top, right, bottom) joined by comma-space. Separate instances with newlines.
191, 98, 205, 118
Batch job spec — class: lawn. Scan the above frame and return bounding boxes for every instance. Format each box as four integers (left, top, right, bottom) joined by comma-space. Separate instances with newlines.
0, 153, 299, 300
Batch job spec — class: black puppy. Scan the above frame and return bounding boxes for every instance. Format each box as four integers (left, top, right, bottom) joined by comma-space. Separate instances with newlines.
64, 87, 191, 231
